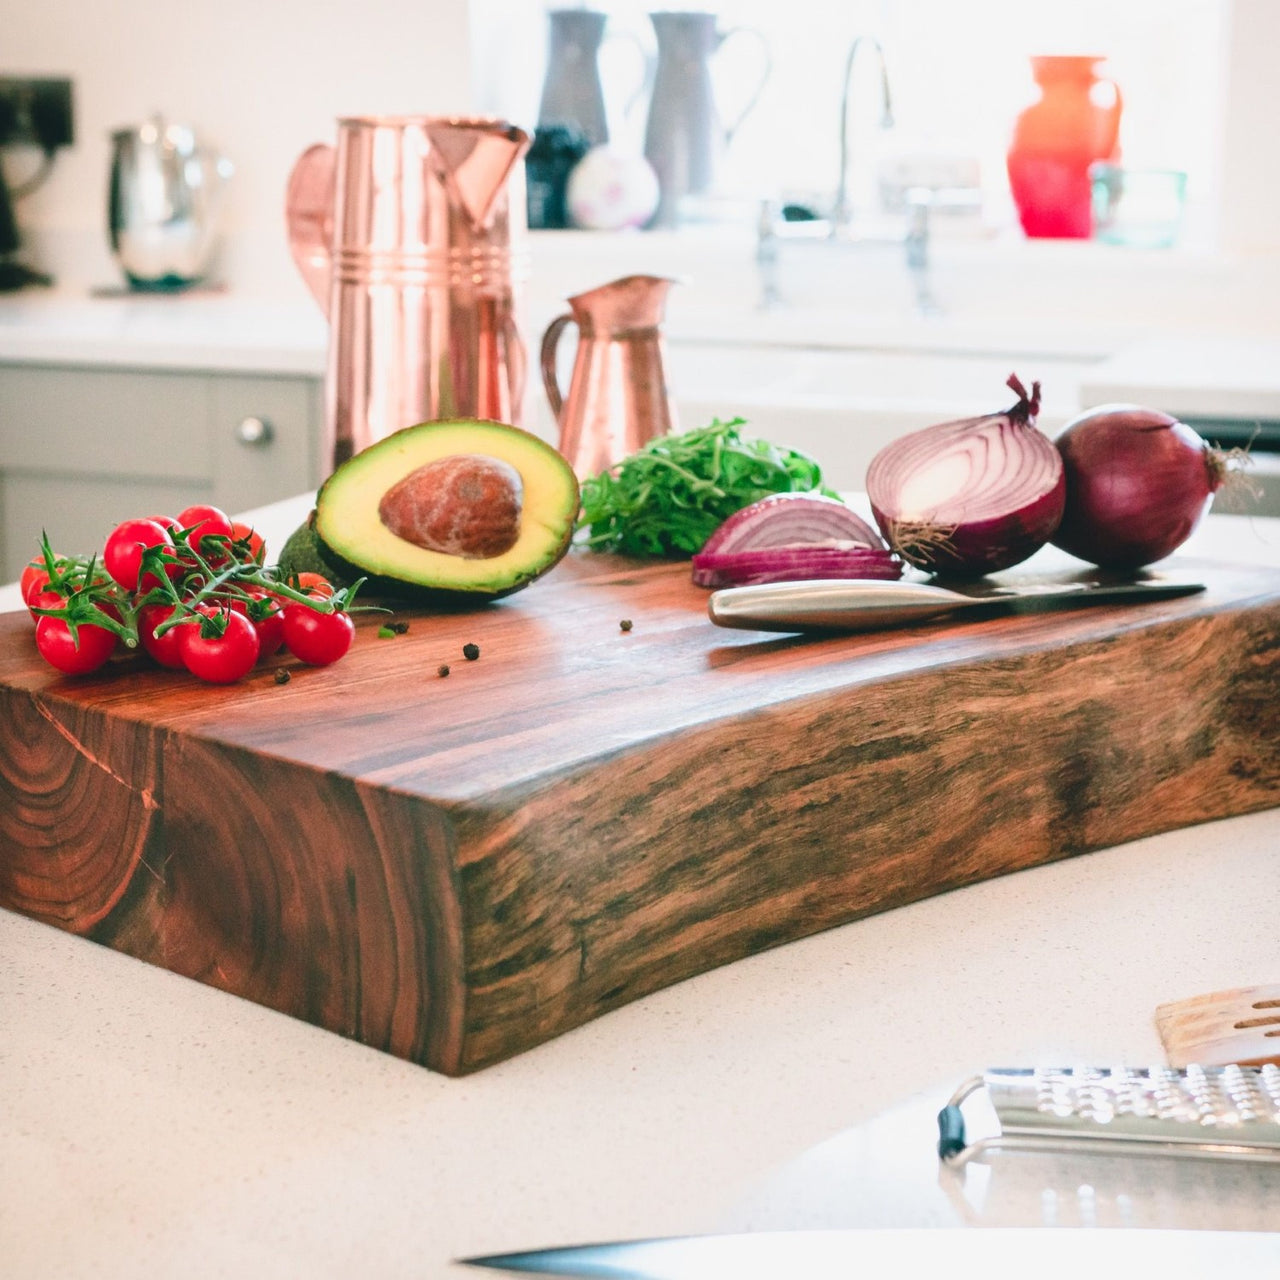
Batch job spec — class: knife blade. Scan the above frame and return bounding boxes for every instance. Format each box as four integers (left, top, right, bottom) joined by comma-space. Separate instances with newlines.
462, 1066, 1280, 1277
707, 577, 1206, 634
460, 1227, 1280, 1278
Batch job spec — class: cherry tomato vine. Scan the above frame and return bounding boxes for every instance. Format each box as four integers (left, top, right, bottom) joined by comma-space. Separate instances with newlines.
25, 504, 373, 682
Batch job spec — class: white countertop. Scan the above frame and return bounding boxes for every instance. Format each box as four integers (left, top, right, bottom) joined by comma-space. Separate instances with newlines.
4, 237, 1280, 424
3, 501, 1279, 1278
0, 289, 331, 376
4, 809, 1280, 1278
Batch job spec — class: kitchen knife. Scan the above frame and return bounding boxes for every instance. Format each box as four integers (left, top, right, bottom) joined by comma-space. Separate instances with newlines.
462, 1065, 1280, 1277
707, 576, 1206, 633
460, 1228, 1280, 1278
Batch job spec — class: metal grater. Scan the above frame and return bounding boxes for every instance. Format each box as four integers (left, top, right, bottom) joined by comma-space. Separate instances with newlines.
938, 1065, 1280, 1165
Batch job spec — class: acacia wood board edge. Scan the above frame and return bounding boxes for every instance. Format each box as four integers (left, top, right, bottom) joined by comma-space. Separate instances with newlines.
1, 551, 1279, 1073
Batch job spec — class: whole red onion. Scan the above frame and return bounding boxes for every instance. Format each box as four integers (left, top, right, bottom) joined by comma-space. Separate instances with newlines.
1051, 405, 1230, 568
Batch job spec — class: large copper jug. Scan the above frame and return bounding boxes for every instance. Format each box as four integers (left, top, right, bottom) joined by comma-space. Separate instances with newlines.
286, 116, 531, 471
539, 274, 679, 478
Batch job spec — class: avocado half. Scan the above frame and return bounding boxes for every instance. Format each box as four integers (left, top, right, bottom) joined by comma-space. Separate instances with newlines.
311, 418, 580, 601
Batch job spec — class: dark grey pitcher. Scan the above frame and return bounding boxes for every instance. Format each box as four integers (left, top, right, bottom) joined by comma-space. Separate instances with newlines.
642, 11, 771, 226
536, 8, 648, 148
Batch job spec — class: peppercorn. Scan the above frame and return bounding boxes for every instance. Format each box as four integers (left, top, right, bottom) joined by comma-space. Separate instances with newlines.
462, 643, 480, 661
437, 664, 451, 678
274, 668, 291, 685
619, 618, 633, 632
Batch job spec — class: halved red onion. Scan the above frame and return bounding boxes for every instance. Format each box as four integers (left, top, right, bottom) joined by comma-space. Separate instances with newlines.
700, 492, 885, 556
865, 374, 1065, 577
691, 545, 902, 589
1051, 405, 1232, 568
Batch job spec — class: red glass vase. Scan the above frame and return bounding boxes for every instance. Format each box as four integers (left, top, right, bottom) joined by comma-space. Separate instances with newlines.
1006, 55, 1123, 239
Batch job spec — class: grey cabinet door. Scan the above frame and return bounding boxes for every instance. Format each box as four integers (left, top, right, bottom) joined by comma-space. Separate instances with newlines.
0, 364, 322, 579
210, 374, 322, 514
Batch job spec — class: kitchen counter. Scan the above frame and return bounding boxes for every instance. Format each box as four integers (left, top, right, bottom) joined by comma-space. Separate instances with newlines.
2, 500, 1279, 1278
4, 236, 1280, 398
0, 289, 330, 376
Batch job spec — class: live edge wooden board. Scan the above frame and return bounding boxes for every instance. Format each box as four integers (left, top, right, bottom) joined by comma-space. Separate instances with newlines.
2, 548, 1278, 1075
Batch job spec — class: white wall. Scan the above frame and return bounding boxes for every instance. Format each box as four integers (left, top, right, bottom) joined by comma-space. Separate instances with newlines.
1217, 0, 1280, 254
4, 0, 1277, 301
4, 0, 475, 295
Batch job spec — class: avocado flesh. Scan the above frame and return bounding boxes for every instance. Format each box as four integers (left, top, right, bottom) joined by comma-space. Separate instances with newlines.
313, 419, 580, 600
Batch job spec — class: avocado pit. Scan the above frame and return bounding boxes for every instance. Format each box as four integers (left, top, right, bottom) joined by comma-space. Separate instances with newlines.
378, 453, 523, 559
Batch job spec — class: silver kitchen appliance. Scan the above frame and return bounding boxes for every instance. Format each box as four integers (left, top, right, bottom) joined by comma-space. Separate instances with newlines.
107, 114, 232, 290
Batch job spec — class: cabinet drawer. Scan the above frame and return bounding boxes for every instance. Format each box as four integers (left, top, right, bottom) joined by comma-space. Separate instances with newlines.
0, 366, 212, 479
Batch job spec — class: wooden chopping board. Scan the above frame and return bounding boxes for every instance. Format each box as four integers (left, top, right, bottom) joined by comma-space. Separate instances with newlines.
2, 548, 1279, 1075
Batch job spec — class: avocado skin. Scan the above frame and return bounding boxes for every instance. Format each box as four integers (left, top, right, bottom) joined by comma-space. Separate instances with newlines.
276, 513, 555, 606
277, 514, 357, 586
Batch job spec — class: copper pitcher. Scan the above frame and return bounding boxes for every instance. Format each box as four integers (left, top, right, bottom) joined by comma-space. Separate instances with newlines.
540, 274, 679, 478
285, 115, 531, 472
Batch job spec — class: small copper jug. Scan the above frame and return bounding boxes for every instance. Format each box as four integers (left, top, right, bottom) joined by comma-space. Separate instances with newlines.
539, 274, 679, 477
286, 115, 531, 472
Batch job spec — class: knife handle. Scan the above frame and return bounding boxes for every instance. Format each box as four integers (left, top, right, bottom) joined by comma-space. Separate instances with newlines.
708, 580, 973, 633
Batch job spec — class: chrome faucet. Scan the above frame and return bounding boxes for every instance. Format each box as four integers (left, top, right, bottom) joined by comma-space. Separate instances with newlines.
833, 35, 894, 232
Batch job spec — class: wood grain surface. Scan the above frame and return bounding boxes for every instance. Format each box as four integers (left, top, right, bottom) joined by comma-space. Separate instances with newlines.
2, 548, 1279, 1074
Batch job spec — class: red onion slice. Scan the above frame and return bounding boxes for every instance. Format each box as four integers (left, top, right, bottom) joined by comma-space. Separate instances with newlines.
692, 545, 902, 589
865, 374, 1065, 577
699, 492, 886, 556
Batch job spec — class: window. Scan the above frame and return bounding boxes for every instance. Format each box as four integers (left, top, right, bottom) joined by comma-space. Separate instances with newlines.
473, 0, 1227, 242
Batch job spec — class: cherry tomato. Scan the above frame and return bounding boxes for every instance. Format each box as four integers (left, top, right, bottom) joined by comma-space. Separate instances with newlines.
34, 615, 117, 675
103, 517, 176, 592
22, 566, 52, 604
290, 571, 335, 600
229, 521, 266, 563
20, 555, 59, 606
178, 608, 260, 684
177, 504, 234, 560
282, 604, 355, 666
26, 586, 65, 622
148, 514, 181, 532
241, 588, 285, 658
138, 603, 191, 670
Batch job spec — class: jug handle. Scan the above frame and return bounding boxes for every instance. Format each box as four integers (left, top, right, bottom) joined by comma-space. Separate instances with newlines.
1098, 78, 1124, 158
540, 312, 575, 420
285, 143, 336, 314
716, 27, 773, 145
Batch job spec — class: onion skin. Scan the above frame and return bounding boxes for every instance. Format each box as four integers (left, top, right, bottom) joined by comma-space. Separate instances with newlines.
1051, 405, 1227, 568
866, 374, 1066, 578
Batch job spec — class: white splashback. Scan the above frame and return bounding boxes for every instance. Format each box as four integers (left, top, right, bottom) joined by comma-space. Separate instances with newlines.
5, 0, 474, 297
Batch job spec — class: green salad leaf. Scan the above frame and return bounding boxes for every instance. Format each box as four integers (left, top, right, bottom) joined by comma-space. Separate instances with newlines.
576, 417, 838, 558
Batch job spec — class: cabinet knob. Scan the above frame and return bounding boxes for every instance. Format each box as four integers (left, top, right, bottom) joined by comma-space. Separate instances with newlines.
235, 416, 274, 446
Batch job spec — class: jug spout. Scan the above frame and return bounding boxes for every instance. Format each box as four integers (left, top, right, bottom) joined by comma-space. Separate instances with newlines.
567, 273, 679, 334
423, 117, 532, 229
